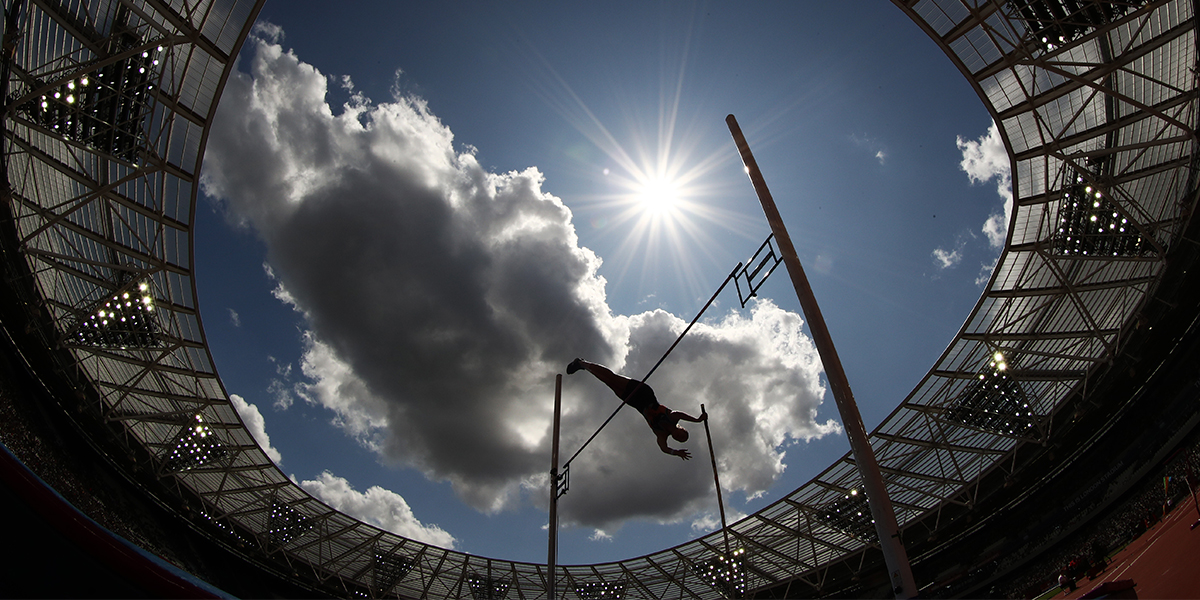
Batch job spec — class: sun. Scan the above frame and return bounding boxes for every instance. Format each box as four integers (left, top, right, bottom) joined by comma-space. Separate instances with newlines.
636, 176, 682, 218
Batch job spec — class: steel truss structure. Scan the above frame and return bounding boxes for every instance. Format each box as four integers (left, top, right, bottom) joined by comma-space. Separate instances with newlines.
1, 0, 1196, 598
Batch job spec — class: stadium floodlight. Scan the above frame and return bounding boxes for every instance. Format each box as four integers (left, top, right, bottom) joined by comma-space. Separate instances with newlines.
1007, 0, 1151, 52
372, 550, 414, 594
17, 39, 160, 161
690, 547, 748, 599
944, 351, 1038, 437
1052, 175, 1151, 258
467, 573, 511, 600
198, 508, 252, 547
161, 413, 228, 473
71, 279, 158, 349
574, 580, 626, 600
268, 500, 313, 546
816, 488, 878, 543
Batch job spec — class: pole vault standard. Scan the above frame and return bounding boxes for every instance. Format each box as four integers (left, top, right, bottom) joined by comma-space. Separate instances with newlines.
547, 374, 562, 600
701, 403, 730, 557
726, 114, 918, 598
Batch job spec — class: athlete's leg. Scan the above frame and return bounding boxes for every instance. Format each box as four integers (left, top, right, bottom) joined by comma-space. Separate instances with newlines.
567, 359, 633, 397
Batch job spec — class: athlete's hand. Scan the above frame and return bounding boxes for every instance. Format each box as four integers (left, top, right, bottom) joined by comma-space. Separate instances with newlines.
700, 408, 708, 422
676, 449, 691, 460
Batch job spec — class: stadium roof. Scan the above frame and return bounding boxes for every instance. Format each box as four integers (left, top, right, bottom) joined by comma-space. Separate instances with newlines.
2, 0, 1196, 597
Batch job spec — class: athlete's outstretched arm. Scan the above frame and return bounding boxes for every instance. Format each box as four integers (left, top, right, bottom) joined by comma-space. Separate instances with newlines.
657, 431, 691, 460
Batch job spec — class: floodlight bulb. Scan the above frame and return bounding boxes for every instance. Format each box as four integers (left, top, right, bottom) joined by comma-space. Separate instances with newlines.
993, 351, 1004, 362
80, 77, 88, 86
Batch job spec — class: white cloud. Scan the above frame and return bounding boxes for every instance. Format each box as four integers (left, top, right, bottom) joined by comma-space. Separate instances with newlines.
956, 121, 1012, 249
228, 308, 241, 327
975, 263, 996, 287
267, 355, 296, 410
812, 253, 833, 275
932, 246, 961, 269
589, 529, 613, 542
230, 394, 283, 464
300, 471, 457, 548
932, 233, 971, 270
690, 507, 748, 535
202, 29, 837, 533
251, 21, 284, 45
850, 133, 888, 165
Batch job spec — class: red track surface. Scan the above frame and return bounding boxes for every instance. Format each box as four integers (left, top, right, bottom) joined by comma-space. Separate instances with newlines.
1051, 494, 1200, 599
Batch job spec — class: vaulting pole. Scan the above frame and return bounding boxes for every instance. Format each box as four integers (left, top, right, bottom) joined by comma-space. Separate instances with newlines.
701, 404, 731, 557
726, 114, 918, 598
547, 374, 562, 600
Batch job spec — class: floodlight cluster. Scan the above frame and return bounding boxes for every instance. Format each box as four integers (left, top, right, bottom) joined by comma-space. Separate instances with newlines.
21, 45, 161, 161
690, 548, 748, 599
74, 281, 157, 348
199, 509, 252, 546
466, 573, 510, 600
575, 580, 626, 599
944, 352, 1037, 437
268, 501, 313, 546
816, 488, 878, 543
161, 413, 227, 473
1052, 175, 1151, 257
1008, 0, 1150, 51
372, 551, 414, 592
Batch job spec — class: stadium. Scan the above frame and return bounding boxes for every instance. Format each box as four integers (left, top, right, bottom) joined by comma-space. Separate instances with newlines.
2, 0, 1198, 598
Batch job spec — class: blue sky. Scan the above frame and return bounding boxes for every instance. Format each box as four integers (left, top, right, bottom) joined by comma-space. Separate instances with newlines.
194, 1, 1011, 565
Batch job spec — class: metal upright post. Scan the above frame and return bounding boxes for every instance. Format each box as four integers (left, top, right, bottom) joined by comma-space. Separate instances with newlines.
548, 374, 562, 600
701, 404, 730, 557
726, 114, 918, 598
